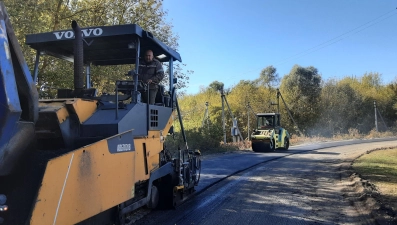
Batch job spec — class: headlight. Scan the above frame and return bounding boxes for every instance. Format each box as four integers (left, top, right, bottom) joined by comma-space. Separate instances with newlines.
0, 205, 7, 211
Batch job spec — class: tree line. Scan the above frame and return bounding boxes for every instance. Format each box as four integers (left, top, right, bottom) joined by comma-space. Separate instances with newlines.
176, 65, 397, 145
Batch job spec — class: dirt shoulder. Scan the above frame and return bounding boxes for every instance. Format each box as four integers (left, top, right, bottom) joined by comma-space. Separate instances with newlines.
338, 147, 397, 225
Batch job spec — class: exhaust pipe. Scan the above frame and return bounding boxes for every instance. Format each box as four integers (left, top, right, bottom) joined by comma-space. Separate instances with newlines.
71, 21, 84, 91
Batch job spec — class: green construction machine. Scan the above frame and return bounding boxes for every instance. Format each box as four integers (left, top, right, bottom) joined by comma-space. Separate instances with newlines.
250, 89, 301, 152
251, 112, 290, 152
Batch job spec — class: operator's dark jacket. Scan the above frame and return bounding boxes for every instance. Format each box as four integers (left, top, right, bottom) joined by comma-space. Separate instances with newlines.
138, 58, 164, 90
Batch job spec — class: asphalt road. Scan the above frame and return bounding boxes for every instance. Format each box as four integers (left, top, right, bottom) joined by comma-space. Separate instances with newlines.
136, 138, 397, 225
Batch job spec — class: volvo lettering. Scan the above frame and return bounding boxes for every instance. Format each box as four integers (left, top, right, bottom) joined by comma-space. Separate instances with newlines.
53, 27, 103, 39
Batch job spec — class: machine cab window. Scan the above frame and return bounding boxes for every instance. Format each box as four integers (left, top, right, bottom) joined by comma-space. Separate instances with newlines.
257, 113, 280, 129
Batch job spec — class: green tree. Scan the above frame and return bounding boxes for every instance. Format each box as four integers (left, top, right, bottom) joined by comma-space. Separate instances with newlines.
209, 81, 224, 92
314, 73, 397, 136
279, 65, 322, 135
255, 65, 280, 88
345, 73, 396, 132
315, 79, 364, 136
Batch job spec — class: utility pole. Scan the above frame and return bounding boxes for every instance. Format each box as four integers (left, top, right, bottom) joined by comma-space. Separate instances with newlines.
374, 101, 378, 132
246, 101, 257, 140
219, 89, 244, 143
247, 101, 250, 140
277, 89, 303, 136
206, 102, 209, 131
276, 90, 280, 113
221, 89, 226, 143
377, 108, 388, 131
223, 94, 244, 142
271, 90, 280, 116
201, 101, 209, 131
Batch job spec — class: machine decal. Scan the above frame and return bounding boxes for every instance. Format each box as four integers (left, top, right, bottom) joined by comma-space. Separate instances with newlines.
107, 131, 135, 154
117, 144, 131, 152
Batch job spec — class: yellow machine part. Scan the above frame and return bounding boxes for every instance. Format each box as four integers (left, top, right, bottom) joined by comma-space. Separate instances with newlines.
38, 100, 69, 124
66, 98, 97, 123
252, 128, 288, 148
134, 114, 173, 182
274, 128, 288, 148
38, 98, 97, 124
30, 132, 167, 225
30, 135, 134, 225
30, 106, 175, 224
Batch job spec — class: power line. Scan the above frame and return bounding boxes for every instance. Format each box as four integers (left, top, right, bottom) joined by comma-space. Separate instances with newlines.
275, 10, 397, 66
229, 8, 397, 81
274, 8, 397, 66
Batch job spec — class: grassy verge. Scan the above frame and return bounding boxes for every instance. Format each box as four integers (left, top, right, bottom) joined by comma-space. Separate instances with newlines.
352, 147, 397, 213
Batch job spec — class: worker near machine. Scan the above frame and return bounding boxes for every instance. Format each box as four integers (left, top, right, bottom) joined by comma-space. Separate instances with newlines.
138, 49, 164, 104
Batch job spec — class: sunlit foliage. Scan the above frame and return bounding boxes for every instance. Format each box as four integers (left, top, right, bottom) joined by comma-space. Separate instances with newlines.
176, 66, 397, 148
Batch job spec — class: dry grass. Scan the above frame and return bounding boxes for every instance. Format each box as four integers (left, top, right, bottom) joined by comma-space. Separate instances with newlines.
289, 129, 395, 147
208, 130, 396, 153
352, 147, 397, 212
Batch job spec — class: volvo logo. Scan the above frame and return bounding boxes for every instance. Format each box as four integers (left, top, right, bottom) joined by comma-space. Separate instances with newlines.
53, 28, 103, 40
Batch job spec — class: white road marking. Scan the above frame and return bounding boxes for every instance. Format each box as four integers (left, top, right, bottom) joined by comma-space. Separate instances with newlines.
53, 153, 75, 225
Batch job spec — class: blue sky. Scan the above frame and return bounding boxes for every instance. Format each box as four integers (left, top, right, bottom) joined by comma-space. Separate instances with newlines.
162, 0, 397, 94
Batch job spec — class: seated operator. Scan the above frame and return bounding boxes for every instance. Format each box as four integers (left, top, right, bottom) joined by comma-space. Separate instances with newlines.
138, 49, 164, 104
261, 119, 269, 129
268, 118, 273, 126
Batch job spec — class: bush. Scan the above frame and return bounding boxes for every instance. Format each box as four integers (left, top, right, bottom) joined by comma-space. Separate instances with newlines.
365, 129, 395, 139
164, 123, 225, 156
